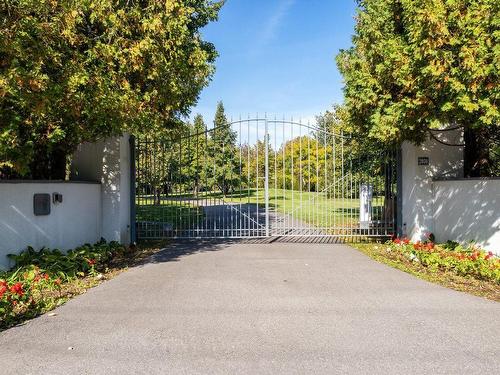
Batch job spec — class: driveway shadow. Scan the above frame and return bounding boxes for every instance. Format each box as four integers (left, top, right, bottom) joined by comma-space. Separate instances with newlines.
147, 239, 245, 265
145, 235, 357, 266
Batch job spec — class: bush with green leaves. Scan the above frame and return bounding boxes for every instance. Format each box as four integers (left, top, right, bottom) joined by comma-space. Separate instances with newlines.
390, 237, 499, 284
1, 240, 124, 329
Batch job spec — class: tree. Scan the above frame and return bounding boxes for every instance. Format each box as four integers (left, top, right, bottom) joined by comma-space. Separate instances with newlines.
242, 139, 274, 189
210, 102, 240, 196
186, 114, 209, 195
0, 0, 223, 179
337, 0, 500, 176
137, 135, 178, 205
314, 105, 349, 145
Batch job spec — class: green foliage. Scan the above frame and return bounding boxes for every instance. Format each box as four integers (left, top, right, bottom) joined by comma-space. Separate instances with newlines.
135, 102, 396, 209
209, 102, 240, 195
1, 240, 124, 328
188, 114, 210, 194
315, 105, 397, 196
241, 140, 272, 189
389, 239, 499, 283
7, 240, 121, 278
136, 202, 203, 229
277, 136, 329, 192
337, 0, 500, 145
314, 104, 352, 145
0, 0, 223, 179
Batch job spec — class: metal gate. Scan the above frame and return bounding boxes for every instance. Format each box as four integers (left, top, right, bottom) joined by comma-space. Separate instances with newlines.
133, 117, 397, 240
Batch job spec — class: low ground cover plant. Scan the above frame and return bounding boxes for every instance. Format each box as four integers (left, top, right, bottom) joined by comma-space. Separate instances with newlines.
0, 240, 127, 329
389, 235, 499, 284
353, 235, 499, 301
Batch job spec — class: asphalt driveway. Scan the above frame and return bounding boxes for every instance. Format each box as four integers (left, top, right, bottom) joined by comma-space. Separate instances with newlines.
1, 241, 499, 374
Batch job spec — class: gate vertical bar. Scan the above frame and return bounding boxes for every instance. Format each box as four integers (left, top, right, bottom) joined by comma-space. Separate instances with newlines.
264, 115, 270, 237
129, 135, 137, 243
396, 146, 403, 237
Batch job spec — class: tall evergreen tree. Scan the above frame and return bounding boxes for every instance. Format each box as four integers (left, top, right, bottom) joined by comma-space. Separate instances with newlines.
188, 114, 209, 195
337, 0, 500, 176
210, 102, 240, 196
0, 0, 223, 179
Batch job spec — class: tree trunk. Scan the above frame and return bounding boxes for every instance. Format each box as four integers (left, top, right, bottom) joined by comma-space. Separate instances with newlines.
30, 144, 51, 179
29, 145, 68, 180
154, 188, 161, 205
193, 180, 199, 196
464, 127, 490, 177
49, 148, 68, 180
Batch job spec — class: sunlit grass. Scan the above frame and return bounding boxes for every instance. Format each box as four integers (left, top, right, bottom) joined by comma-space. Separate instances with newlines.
136, 201, 203, 229
136, 188, 388, 228
224, 188, 388, 227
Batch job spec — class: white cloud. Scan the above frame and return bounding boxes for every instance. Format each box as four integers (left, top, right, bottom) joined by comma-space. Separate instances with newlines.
251, 0, 296, 56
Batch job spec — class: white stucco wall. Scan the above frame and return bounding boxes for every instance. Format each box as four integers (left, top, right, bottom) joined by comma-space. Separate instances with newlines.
401, 130, 463, 241
0, 182, 101, 270
433, 179, 500, 254
71, 134, 131, 244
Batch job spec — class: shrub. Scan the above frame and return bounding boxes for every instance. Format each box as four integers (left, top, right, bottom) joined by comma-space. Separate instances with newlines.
1, 240, 124, 328
389, 238, 499, 284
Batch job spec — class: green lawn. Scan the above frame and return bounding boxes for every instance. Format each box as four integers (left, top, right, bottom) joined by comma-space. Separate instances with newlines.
211, 188, 386, 228
136, 201, 203, 230
136, 188, 388, 229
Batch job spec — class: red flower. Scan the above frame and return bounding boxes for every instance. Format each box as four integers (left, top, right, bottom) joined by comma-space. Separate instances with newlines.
485, 251, 494, 260
43, 273, 49, 280
393, 238, 401, 244
86, 258, 96, 266
54, 278, 61, 286
402, 238, 410, 245
426, 242, 435, 250
0, 281, 7, 299
413, 241, 422, 250
10, 282, 24, 297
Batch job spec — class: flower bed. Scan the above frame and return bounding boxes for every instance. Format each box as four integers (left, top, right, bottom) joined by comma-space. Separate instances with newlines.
0, 240, 126, 329
351, 235, 499, 301
388, 235, 499, 284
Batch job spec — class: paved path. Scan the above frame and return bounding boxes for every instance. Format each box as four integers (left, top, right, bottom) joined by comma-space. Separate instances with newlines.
199, 202, 324, 236
138, 198, 327, 238
1, 241, 499, 374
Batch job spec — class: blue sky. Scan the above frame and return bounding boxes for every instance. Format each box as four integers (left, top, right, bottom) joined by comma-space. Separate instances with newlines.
190, 0, 357, 124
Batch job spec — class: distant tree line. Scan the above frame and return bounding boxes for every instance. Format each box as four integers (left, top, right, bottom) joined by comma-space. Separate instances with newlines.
136, 102, 395, 204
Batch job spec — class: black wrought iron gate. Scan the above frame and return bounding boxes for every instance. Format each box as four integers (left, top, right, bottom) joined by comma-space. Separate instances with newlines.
133, 117, 397, 241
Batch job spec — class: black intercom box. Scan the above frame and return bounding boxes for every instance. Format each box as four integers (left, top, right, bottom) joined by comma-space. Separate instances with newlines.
33, 194, 51, 216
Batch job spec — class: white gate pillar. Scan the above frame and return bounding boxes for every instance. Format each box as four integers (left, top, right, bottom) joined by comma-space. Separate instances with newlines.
71, 134, 132, 245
